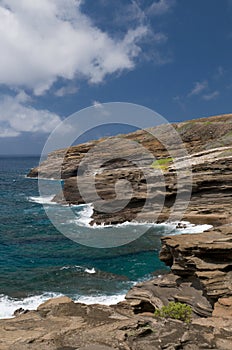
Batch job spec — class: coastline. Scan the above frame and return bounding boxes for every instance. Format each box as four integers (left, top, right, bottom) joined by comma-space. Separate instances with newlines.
28, 114, 232, 228
1, 223, 232, 349
1, 114, 232, 348
0, 217, 213, 319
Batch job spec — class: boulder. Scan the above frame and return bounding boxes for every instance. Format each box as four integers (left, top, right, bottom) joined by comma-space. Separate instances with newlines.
213, 297, 232, 318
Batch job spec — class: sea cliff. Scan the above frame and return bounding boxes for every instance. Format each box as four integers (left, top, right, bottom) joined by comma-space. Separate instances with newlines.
28, 113, 232, 226
1, 114, 232, 349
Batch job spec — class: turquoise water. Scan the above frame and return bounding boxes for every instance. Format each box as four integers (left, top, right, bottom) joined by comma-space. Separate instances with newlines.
0, 156, 171, 316
0, 156, 211, 318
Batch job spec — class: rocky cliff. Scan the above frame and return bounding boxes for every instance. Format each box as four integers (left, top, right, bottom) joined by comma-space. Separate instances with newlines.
124, 224, 232, 315
10, 113, 232, 349
1, 224, 232, 349
28, 113, 232, 226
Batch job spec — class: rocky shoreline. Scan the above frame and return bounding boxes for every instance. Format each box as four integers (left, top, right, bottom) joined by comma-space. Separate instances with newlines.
1, 224, 232, 349
2, 114, 232, 349
28, 113, 232, 226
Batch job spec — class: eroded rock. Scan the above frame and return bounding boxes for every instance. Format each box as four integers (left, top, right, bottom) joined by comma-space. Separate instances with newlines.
28, 114, 232, 226
160, 225, 232, 302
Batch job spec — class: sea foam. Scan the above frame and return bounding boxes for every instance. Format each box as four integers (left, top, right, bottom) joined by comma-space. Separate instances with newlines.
0, 292, 125, 319
0, 293, 61, 319
28, 195, 212, 234
28, 195, 56, 205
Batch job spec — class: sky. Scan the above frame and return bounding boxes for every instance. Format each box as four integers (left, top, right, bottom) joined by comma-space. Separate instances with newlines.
0, 0, 231, 154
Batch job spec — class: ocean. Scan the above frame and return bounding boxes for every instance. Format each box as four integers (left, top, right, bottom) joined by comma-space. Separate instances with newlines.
0, 156, 211, 319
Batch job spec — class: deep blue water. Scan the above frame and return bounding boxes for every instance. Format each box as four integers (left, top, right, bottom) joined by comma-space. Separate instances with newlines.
0, 156, 169, 309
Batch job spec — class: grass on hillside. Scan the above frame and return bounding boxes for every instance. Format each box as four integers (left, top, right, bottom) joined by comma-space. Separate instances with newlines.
151, 157, 173, 172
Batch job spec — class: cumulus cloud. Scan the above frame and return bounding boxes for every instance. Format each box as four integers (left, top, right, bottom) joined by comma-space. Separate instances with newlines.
0, 91, 62, 137
0, 0, 148, 95
188, 80, 208, 97
202, 91, 220, 101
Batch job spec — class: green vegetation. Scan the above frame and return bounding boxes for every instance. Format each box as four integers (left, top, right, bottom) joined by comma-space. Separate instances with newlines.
154, 302, 192, 323
151, 157, 173, 172
177, 121, 195, 132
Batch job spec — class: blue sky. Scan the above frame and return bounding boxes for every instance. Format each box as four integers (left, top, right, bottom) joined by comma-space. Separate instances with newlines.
0, 0, 231, 154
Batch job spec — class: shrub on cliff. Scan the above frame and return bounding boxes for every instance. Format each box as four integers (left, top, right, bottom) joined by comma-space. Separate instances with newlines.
151, 157, 173, 172
154, 302, 192, 323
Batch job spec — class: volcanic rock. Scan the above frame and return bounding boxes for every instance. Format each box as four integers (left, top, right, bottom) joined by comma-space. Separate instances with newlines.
27, 114, 232, 226
159, 224, 232, 302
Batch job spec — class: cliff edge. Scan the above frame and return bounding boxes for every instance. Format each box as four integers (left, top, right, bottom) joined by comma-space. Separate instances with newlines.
28, 113, 232, 226
1, 224, 232, 349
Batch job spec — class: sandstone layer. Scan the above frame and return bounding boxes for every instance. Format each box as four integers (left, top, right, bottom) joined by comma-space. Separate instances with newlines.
6, 113, 230, 349
28, 114, 232, 226
1, 224, 232, 349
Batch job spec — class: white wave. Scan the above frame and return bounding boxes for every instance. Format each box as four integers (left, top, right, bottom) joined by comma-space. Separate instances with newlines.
0, 292, 126, 319
70, 204, 94, 226
90, 220, 157, 230
168, 221, 212, 234
28, 194, 212, 235
76, 294, 125, 305
60, 265, 82, 271
0, 292, 61, 319
84, 268, 96, 274
28, 195, 212, 236
90, 219, 212, 234
25, 175, 59, 181
59, 265, 95, 274
28, 195, 56, 205
78, 204, 94, 226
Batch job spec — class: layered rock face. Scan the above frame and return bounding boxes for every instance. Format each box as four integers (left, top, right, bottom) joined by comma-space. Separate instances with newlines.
1, 225, 232, 349
124, 225, 232, 317
160, 225, 232, 302
28, 114, 232, 226
13, 113, 232, 349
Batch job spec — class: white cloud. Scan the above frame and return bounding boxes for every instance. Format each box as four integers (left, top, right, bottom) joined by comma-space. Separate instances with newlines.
114, 0, 146, 26
54, 85, 79, 97
0, 92, 62, 137
148, 0, 176, 16
93, 101, 103, 109
153, 32, 168, 43
0, 0, 148, 95
92, 100, 110, 116
202, 91, 220, 101
0, 127, 19, 137
188, 81, 208, 97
